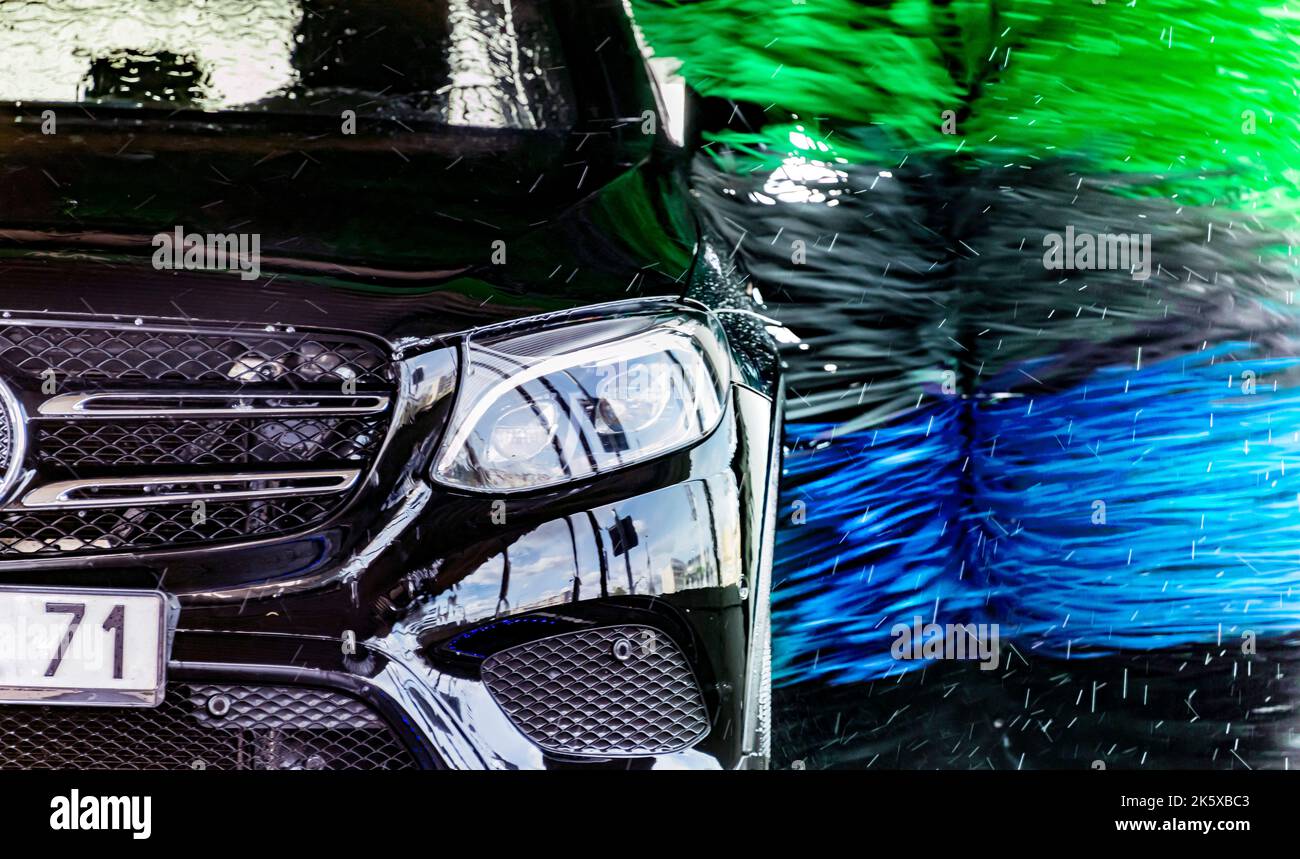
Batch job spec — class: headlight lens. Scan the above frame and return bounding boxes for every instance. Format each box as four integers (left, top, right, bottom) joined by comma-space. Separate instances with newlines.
433, 308, 730, 491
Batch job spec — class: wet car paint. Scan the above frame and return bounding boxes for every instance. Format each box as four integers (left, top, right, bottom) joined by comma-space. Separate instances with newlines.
0, 0, 780, 769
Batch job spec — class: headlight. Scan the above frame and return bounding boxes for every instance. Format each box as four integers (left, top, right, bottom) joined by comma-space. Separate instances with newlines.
433, 307, 730, 492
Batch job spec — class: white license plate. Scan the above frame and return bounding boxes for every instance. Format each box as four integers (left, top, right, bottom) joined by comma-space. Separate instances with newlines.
0, 587, 173, 707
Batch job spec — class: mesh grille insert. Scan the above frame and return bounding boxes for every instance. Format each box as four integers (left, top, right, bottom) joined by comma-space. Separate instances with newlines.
0, 683, 416, 770
0, 324, 390, 387
0, 498, 343, 555
481, 625, 710, 757
38, 415, 385, 468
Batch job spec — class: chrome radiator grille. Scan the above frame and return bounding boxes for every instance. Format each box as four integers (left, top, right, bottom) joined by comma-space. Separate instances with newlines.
0, 317, 395, 557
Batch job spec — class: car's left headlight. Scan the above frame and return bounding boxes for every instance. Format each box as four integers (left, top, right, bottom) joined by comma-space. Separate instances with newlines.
433, 306, 730, 492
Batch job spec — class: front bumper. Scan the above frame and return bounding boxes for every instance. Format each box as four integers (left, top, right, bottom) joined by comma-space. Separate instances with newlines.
155, 383, 780, 770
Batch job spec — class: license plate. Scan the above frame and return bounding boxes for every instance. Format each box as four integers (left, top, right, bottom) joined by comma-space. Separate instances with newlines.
0, 587, 174, 707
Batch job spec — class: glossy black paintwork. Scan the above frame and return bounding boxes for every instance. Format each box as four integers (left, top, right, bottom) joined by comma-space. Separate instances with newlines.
161, 381, 776, 769
0, 0, 779, 769
169, 383, 774, 769
172, 380, 755, 636
0, 162, 696, 337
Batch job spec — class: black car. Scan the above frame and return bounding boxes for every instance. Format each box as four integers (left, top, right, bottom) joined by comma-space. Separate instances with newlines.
0, 0, 780, 769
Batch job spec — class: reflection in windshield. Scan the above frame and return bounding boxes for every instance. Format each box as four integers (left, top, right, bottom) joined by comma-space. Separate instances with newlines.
0, 0, 571, 129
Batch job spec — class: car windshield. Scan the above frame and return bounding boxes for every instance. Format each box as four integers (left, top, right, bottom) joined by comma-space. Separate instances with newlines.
0, 0, 573, 130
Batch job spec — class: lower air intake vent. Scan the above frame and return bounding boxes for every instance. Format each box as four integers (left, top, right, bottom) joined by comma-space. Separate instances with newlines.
0, 683, 416, 770
481, 625, 710, 757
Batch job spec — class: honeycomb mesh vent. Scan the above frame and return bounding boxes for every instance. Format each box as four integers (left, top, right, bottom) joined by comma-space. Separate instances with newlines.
0, 324, 390, 387
0, 682, 416, 770
0, 497, 342, 555
481, 625, 710, 757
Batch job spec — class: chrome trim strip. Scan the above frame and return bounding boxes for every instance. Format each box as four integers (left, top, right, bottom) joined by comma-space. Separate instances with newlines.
19, 469, 360, 509
0, 376, 28, 507
38, 392, 390, 419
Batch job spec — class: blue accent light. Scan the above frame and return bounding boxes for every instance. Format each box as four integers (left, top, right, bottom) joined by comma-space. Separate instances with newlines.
444, 615, 561, 659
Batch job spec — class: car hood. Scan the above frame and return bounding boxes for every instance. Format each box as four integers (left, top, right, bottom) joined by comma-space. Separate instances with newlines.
0, 117, 698, 339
